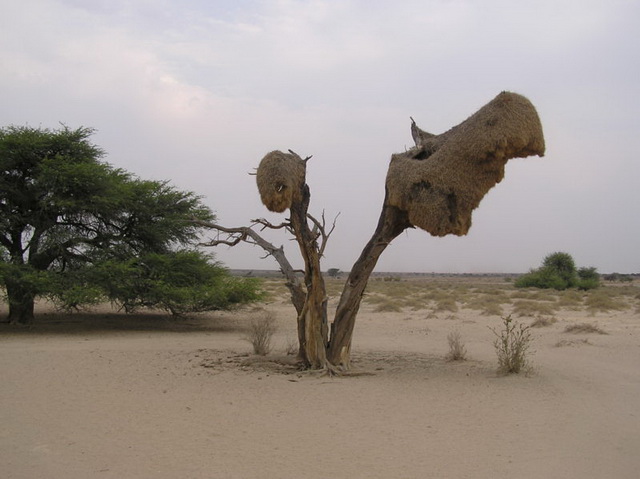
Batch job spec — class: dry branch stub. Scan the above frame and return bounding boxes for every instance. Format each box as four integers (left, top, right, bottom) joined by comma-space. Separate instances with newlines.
256, 150, 306, 213
386, 91, 545, 236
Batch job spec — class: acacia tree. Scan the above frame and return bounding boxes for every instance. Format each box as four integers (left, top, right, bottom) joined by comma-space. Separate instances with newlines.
200, 92, 546, 371
0, 125, 257, 323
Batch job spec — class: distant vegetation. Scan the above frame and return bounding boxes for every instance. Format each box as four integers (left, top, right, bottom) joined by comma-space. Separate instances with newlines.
515, 252, 600, 291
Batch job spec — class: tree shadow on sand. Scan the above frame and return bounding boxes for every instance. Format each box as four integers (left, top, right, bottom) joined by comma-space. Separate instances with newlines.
0, 304, 250, 336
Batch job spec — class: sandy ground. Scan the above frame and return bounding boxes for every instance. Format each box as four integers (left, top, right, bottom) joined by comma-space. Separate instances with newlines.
1, 281, 639, 479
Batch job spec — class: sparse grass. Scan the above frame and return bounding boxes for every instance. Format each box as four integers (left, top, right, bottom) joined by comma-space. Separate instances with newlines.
434, 297, 459, 313
530, 316, 557, 328
555, 338, 591, 347
512, 300, 557, 317
585, 289, 626, 313
445, 330, 467, 361
491, 315, 534, 375
510, 289, 557, 301
373, 300, 402, 313
564, 323, 608, 335
556, 290, 584, 310
464, 295, 505, 316
245, 311, 277, 355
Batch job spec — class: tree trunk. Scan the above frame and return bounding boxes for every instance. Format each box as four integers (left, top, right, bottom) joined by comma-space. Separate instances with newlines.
4, 279, 36, 325
327, 198, 410, 368
289, 184, 329, 369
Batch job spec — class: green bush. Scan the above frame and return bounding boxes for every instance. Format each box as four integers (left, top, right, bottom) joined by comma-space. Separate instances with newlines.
577, 267, 600, 290
515, 252, 599, 291
515, 266, 567, 290
56, 250, 264, 315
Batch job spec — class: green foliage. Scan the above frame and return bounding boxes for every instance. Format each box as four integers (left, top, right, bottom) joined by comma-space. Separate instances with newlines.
515, 252, 599, 291
514, 266, 567, 290
87, 251, 263, 315
491, 315, 533, 375
0, 125, 235, 322
542, 252, 577, 286
577, 267, 600, 290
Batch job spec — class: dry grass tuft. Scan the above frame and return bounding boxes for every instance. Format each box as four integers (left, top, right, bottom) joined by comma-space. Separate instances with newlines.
373, 300, 403, 313
445, 330, 467, 361
512, 299, 557, 317
530, 316, 557, 328
245, 311, 277, 355
491, 315, 534, 375
555, 338, 591, 347
585, 289, 626, 313
564, 323, 608, 335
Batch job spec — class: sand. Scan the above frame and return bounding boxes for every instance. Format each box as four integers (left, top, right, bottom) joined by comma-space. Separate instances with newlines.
1, 280, 639, 479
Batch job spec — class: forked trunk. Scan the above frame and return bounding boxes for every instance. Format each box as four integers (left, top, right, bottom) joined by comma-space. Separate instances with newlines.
327, 199, 410, 368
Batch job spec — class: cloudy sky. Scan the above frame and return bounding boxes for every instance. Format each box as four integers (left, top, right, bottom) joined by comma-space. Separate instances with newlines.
2, 0, 639, 273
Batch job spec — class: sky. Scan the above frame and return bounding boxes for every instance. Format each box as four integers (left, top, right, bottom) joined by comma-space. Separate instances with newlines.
1, 0, 639, 274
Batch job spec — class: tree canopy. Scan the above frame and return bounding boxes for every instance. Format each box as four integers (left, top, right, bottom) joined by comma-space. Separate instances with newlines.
0, 125, 260, 323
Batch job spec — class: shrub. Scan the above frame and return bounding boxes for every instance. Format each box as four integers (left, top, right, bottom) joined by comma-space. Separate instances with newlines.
515, 266, 567, 290
564, 323, 607, 335
577, 267, 600, 290
445, 330, 467, 361
542, 252, 578, 287
491, 315, 533, 375
245, 311, 277, 355
515, 252, 600, 291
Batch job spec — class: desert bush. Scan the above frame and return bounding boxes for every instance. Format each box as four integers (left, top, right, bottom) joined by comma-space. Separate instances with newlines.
564, 323, 608, 335
245, 311, 277, 355
515, 266, 569, 290
445, 330, 467, 361
515, 252, 600, 291
491, 315, 534, 375
577, 266, 600, 290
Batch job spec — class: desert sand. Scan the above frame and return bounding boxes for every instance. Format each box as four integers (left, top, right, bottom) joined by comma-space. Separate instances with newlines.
1, 276, 639, 478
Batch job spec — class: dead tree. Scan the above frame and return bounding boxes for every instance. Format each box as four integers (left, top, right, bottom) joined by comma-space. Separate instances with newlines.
201, 91, 545, 371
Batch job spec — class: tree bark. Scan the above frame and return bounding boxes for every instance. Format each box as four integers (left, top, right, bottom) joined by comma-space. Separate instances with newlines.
289, 184, 329, 369
5, 279, 36, 325
327, 197, 411, 368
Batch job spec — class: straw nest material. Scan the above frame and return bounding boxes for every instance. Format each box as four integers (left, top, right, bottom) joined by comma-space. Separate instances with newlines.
256, 150, 306, 212
386, 91, 545, 236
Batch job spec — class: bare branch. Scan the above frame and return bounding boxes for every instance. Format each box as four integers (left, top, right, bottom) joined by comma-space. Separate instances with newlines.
191, 218, 306, 315
306, 211, 340, 257
251, 218, 290, 231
